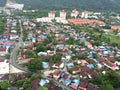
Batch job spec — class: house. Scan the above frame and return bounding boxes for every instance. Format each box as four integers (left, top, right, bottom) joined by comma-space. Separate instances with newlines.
69, 67, 81, 74
87, 83, 95, 90
78, 79, 88, 90
45, 83, 62, 90
64, 79, 71, 86
37, 38, 43, 42
80, 71, 88, 78
115, 61, 120, 66
24, 42, 34, 46
18, 58, 33, 63
87, 64, 94, 69
111, 26, 120, 32
99, 69, 106, 75
52, 70, 61, 80
103, 61, 119, 71
88, 72, 97, 79
0, 60, 9, 74
39, 79, 49, 86
85, 42, 92, 49
52, 63, 64, 69
68, 18, 105, 26
47, 50, 55, 56
31, 78, 40, 90
80, 60, 88, 66
37, 52, 48, 56
66, 63, 74, 69
87, 83, 101, 90
0, 48, 7, 56
42, 62, 49, 69
70, 78, 80, 90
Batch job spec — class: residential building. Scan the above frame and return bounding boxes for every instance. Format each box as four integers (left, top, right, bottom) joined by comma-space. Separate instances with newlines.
81, 11, 88, 18
71, 9, 79, 18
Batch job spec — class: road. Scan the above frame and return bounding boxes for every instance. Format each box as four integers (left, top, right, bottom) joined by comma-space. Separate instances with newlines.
9, 20, 28, 72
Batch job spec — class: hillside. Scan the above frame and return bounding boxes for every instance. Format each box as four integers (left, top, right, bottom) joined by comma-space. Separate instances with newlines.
1, 0, 120, 12
14, 0, 120, 11
0, 0, 7, 7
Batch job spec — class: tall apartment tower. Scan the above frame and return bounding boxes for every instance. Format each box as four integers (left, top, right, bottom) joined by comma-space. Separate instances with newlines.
71, 9, 79, 18
48, 11, 55, 19
60, 10, 66, 19
81, 10, 88, 18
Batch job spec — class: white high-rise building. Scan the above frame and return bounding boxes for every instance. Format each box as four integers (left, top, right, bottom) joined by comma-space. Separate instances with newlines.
71, 9, 79, 18
60, 10, 66, 19
48, 11, 55, 19
81, 11, 88, 18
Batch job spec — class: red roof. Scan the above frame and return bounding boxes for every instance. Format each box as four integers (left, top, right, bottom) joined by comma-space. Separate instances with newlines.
3, 41, 13, 45
37, 38, 43, 42
87, 83, 95, 90
70, 83, 78, 89
31, 78, 40, 90
0, 48, 6, 51
78, 79, 88, 90
25, 42, 34, 45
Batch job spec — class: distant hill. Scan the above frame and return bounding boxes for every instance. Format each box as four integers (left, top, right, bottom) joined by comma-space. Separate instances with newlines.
0, 0, 7, 7
1, 0, 120, 12
14, 0, 120, 12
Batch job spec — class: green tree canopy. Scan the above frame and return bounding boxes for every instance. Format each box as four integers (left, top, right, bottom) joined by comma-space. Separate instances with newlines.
36, 86, 48, 90
0, 81, 9, 90
101, 84, 114, 90
26, 59, 42, 72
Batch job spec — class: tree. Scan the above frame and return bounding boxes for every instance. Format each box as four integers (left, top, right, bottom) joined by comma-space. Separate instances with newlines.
36, 86, 48, 90
26, 59, 42, 72
101, 84, 114, 90
35, 43, 47, 53
0, 81, 9, 90
23, 80, 31, 90
25, 50, 37, 58
30, 74, 40, 81
5, 54, 10, 59
15, 79, 27, 87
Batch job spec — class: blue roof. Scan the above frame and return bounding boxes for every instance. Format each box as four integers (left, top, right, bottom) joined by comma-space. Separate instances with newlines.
94, 46, 98, 49
87, 64, 94, 69
42, 62, 49, 67
93, 59, 98, 63
39, 35, 46, 39
80, 37, 86, 41
87, 53, 93, 58
73, 79, 80, 86
60, 73, 65, 78
32, 38, 36, 40
99, 46, 106, 50
56, 45, 64, 49
66, 63, 74, 67
64, 79, 71, 85
68, 50, 72, 54
39, 79, 47, 86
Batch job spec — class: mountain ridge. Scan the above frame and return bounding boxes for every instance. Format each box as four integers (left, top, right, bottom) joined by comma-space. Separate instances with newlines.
14, 0, 120, 11
1, 0, 120, 12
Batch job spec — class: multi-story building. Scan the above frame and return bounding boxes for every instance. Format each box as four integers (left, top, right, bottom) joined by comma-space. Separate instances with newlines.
48, 11, 55, 19
60, 10, 66, 19
81, 11, 88, 18
71, 9, 79, 18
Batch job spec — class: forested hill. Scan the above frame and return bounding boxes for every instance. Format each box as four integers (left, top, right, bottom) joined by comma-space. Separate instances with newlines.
0, 0, 7, 7
14, 0, 120, 11
1, 0, 120, 12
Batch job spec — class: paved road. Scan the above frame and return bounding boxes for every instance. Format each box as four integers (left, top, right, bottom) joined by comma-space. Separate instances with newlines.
9, 20, 28, 72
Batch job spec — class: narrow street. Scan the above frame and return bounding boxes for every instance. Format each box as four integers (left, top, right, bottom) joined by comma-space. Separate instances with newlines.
9, 20, 28, 73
